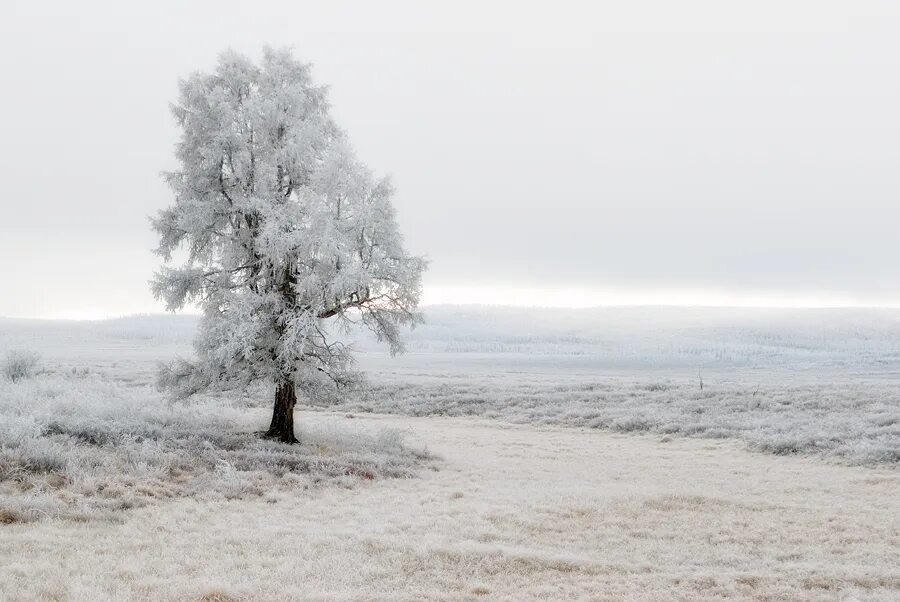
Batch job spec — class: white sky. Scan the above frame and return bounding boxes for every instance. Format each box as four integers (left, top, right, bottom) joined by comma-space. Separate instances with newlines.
2, 1, 900, 318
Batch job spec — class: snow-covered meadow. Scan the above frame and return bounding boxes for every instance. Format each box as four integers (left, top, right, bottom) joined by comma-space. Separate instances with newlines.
348, 373, 900, 466
340, 306, 900, 467
1, 307, 899, 599
5, 413, 899, 601
0, 373, 430, 524
0, 316, 435, 524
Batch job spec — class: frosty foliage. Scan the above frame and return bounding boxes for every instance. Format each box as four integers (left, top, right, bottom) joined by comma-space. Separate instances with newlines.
3, 414, 899, 601
2, 350, 39, 383
342, 373, 900, 466
2, 310, 897, 467
0, 373, 429, 523
151, 48, 425, 399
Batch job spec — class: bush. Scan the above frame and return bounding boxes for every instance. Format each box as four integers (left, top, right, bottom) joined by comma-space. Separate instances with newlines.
1, 350, 40, 383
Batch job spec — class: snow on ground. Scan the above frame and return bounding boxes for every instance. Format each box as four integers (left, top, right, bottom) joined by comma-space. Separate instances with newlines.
342, 368, 900, 466
2, 412, 898, 601
0, 374, 430, 523
1, 310, 899, 600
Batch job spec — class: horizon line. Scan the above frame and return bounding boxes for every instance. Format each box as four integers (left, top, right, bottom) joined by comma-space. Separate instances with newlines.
7, 301, 900, 322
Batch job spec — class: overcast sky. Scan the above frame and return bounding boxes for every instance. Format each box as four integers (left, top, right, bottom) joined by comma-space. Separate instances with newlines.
3, 1, 900, 318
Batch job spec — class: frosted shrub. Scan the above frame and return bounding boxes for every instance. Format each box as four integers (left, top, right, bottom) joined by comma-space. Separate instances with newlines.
2, 350, 39, 383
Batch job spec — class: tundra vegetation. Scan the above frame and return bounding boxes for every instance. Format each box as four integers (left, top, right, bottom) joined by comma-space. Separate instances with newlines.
0, 310, 898, 599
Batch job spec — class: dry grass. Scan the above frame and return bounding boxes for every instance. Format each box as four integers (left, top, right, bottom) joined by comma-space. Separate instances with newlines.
1, 314, 898, 599
341, 371, 900, 466
0, 374, 432, 523
0, 414, 897, 601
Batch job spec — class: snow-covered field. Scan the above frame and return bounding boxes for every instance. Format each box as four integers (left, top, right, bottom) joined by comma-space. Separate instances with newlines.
3, 413, 898, 601
1, 308, 899, 600
0, 373, 431, 524
346, 371, 900, 466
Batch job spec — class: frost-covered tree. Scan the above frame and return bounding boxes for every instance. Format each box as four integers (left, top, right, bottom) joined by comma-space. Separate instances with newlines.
151, 48, 425, 443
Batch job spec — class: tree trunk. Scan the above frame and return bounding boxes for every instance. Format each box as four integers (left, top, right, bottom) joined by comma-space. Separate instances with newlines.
264, 380, 299, 444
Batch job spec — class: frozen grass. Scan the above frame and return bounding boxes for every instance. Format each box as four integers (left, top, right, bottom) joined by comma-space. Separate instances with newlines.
2, 414, 898, 601
0, 314, 898, 598
2, 349, 40, 383
340, 372, 900, 466
2, 312, 899, 477
0, 374, 431, 523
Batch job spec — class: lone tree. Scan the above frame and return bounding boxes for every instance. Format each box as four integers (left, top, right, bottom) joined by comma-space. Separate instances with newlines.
151, 48, 426, 443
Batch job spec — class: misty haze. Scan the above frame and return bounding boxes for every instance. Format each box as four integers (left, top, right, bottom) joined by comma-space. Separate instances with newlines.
1, 2, 898, 601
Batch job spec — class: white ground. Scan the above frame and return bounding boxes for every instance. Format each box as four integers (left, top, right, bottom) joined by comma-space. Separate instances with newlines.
2, 312, 899, 600
2, 411, 898, 601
